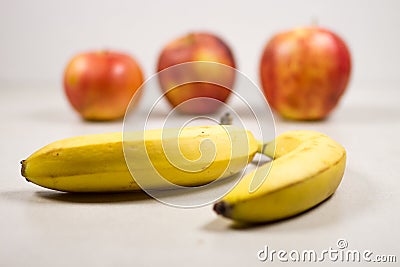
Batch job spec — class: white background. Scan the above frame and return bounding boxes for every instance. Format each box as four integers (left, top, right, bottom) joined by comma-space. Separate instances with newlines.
1, 0, 400, 266
1, 0, 399, 86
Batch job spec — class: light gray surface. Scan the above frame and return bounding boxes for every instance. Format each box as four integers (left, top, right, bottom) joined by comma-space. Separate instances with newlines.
1, 0, 400, 266
1, 82, 399, 266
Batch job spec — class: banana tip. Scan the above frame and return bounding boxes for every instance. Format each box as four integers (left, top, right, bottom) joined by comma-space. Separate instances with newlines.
20, 160, 27, 178
213, 201, 232, 218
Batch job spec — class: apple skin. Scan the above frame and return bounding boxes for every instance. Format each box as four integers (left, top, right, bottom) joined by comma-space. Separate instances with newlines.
157, 32, 236, 114
64, 51, 144, 121
259, 27, 351, 120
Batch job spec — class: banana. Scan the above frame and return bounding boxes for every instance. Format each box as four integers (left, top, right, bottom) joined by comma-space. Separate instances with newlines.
21, 125, 259, 192
213, 130, 346, 223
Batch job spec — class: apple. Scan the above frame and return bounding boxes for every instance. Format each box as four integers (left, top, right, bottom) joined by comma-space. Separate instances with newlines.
64, 50, 144, 121
157, 32, 236, 114
259, 26, 351, 120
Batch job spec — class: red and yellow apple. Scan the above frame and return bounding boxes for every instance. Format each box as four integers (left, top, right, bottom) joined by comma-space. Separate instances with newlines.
157, 32, 236, 114
259, 26, 351, 120
64, 50, 144, 121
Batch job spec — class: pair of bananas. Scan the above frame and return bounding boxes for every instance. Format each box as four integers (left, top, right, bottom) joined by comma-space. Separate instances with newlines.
21, 125, 346, 223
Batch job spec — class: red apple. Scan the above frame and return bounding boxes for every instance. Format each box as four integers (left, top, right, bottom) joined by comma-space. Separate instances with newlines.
64, 50, 144, 121
157, 32, 236, 114
259, 26, 351, 120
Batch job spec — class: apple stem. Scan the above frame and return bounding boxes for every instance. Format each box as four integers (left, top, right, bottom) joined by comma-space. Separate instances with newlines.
311, 16, 319, 26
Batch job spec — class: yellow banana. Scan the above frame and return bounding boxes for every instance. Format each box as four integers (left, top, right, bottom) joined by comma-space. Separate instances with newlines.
213, 130, 346, 223
21, 125, 259, 192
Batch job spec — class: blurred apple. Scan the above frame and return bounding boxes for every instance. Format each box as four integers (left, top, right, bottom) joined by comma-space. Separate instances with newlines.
64, 50, 144, 121
259, 26, 351, 120
157, 32, 236, 114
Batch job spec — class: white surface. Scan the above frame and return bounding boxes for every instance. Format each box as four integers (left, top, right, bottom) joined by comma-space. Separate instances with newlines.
1, 0, 400, 266
1, 82, 399, 266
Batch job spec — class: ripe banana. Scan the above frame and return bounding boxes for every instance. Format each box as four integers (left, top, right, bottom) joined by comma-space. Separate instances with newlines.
21, 125, 259, 192
213, 130, 346, 223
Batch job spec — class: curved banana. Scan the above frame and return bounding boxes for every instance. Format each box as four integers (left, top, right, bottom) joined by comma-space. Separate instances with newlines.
213, 130, 346, 223
21, 125, 259, 192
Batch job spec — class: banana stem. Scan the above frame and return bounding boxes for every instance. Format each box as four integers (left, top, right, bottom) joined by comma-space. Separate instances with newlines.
218, 113, 275, 159
257, 140, 275, 158
219, 112, 233, 125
